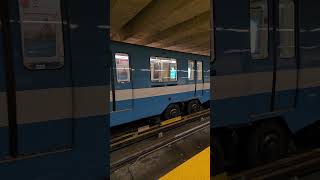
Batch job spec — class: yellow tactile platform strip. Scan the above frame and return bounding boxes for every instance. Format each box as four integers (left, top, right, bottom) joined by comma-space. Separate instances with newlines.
159, 147, 210, 180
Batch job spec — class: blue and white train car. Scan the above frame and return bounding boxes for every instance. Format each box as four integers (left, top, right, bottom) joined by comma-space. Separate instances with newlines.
211, 0, 320, 174
110, 41, 210, 127
0, 0, 109, 179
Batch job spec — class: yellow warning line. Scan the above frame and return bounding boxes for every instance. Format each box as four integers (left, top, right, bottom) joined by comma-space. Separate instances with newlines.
160, 116, 182, 126
159, 147, 210, 180
111, 132, 136, 143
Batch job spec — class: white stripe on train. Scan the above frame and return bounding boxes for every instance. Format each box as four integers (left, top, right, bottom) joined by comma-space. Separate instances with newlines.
110, 83, 210, 102
211, 67, 320, 100
1, 67, 320, 127
0, 86, 109, 127
0, 93, 8, 127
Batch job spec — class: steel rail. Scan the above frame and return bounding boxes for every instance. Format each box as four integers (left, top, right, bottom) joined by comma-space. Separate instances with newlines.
230, 149, 320, 180
110, 119, 210, 171
110, 109, 210, 151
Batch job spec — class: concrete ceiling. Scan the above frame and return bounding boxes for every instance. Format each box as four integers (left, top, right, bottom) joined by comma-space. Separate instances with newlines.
111, 0, 210, 56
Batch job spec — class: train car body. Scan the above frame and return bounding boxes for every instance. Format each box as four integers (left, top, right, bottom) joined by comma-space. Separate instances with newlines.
110, 41, 210, 127
211, 0, 320, 173
0, 0, 109, 179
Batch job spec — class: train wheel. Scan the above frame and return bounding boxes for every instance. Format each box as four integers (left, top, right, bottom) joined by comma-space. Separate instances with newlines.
163, 104, 181, 120
187, 100, 201, 114
212, 137, 225, 175
248, 122, 289, 167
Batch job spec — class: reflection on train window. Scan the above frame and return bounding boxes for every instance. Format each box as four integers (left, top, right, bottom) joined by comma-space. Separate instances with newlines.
150, 57, 177, 83
19, 0, 64, 70
188, 60, 195, 80
115, 53, 130, 83
279, 0, 295, 58
250, 0, 268, 59
197, 61, 203, 81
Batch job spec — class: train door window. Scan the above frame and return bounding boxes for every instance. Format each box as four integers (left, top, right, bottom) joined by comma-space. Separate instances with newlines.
250, 0, 268, 59
18, 0, 64, 70
188, 60, 195, 80
150, 57, 177, 83
115, 53, 130, 83
197, 61, 203, 81
279, 0, 295, 58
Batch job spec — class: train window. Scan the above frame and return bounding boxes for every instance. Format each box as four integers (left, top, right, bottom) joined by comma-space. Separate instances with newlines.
115, 53, 131, 83
150, 57, 177, 83
250, 0, 268, 59
279, 0, 295, 58
18, 0, 64, 70
197, 61, 203, 81
188, 60, 195, 80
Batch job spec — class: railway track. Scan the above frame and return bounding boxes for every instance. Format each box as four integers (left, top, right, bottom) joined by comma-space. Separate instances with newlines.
110, 109, 210, 152
110, 110, 210, 171
230, 149, 320, 180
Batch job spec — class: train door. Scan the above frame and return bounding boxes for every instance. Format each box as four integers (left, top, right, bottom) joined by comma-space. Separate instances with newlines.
4, 0, 73, 154
272, 0, 298, 110
196, 61, 204, 96
249, 0, 272, 116
249, 0, 297, 115
213, 0, 296, 124
188, 60, 196, 96
0, 7, 9, 159
113, 53, 133, 111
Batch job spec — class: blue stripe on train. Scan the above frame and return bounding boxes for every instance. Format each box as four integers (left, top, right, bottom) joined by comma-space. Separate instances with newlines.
17, 119, 73, 154
0, 115, 108, 180
212, 86, 320, 133
111, 90, 210, 126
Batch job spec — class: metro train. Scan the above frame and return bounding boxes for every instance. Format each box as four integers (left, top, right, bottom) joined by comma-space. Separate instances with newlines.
110, 41, 210, 127
0, 0, 109, 179
211, 0, 320, 174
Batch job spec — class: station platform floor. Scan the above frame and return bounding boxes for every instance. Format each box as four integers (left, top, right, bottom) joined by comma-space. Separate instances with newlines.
160, 147, 210, 180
